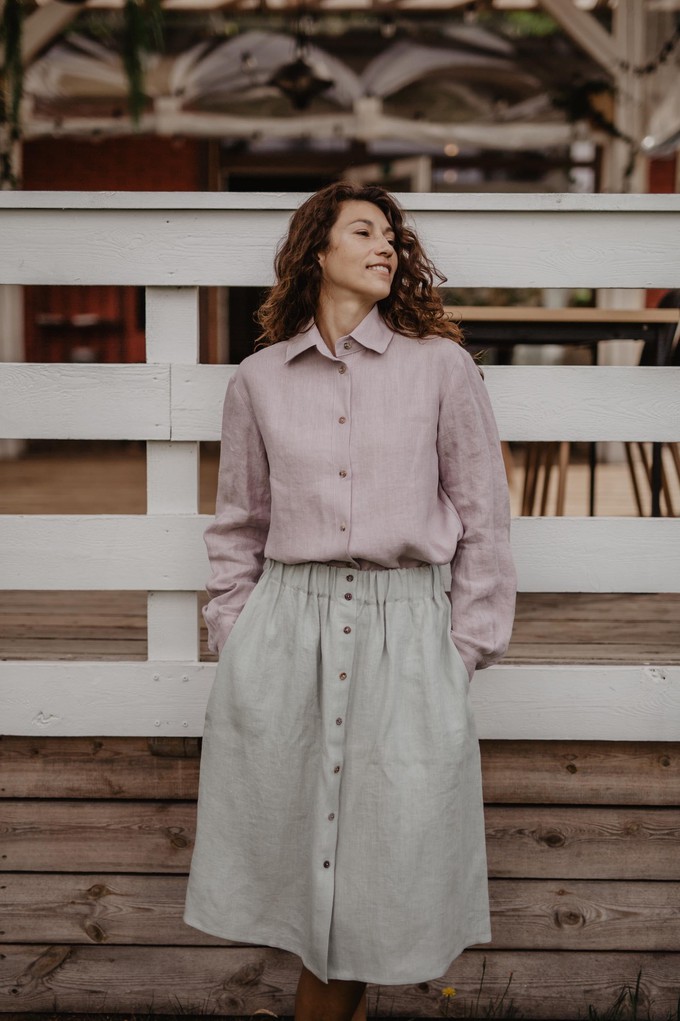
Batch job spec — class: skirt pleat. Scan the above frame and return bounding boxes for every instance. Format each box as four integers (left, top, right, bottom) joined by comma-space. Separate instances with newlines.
183, 558, 491, 985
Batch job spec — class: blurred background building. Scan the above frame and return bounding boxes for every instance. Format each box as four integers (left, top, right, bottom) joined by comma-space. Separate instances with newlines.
0, 0, 676, 367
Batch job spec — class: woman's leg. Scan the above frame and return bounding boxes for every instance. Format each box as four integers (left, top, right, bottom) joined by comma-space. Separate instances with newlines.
350, 989, 368, 1021
294, 964, 367, 1021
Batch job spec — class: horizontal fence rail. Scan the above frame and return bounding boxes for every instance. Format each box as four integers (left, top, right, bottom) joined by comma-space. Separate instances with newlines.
1, 193, 679, 738
0, 193, 680, 288
2, 663, 679, 740
1, 516, 680, 593
2, 364, 680, 442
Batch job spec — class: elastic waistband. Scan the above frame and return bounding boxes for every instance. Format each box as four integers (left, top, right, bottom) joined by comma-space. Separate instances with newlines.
261, 558, 448, 603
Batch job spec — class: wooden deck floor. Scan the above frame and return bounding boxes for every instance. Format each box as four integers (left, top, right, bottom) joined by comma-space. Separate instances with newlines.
1, 443, 679, 664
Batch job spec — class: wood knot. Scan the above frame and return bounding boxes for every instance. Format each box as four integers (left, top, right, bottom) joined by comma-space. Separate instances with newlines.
85, 883, 112, 899
85, 922, 107, 943
565, 763, 577, 774
538, 829, 566, 848
554, 907, 584, 928
659, 755, 671, 767
166, 826, 189, 849
228, 960, 266, 987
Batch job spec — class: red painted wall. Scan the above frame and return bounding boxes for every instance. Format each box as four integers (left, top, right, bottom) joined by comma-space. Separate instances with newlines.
22, 134, 208, 192
646, 155, 677, 309
22, 135, 211, 362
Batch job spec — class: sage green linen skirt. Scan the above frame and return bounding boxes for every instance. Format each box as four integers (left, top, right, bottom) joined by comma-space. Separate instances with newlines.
183, 558, 491, 985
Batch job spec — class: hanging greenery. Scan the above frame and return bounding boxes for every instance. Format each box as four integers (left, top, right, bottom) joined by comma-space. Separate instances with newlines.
0, 0, 166, 188
122, 0, 165, 128
0, 0, 22, 189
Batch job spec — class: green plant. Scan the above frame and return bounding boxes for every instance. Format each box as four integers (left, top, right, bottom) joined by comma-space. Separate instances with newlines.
121, 0, 165, 126
436, 957, 524, 1019
582, 967, 680, 1021
0, 0, 167, 189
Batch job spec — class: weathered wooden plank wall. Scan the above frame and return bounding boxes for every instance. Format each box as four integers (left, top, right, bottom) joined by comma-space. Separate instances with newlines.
1, 735, 679, 1015
1, 193, 679, 1017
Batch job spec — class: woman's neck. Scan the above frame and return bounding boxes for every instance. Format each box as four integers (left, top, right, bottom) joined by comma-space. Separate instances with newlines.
315, 295, 375, 355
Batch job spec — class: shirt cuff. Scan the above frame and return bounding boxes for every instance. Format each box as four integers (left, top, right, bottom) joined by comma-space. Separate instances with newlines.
206, 616, 237, 657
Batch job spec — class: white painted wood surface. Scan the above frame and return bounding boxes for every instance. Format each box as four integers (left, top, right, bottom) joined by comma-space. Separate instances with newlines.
0, 193, 678, 737
2, 662, 678, 740
2, 364, 679, 442
145, 287, 201, 663
1, 515, 679, 593
0, 194, 679, 287
0, 364, 170, 439
485, 367, 680, 441
2, 192, 679, 209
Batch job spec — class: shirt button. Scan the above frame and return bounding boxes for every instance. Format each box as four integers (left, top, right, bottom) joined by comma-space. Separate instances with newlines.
339, 469, 347, 477
344, 341, 352, 350
324, 860, 331, 868
340, 523, 346, 532
343, 626, 351, 634
328, 812, 335, 820
338, 364, 347, 374
336, 717, 343, 725
338, 416, 346, 424
346, 574, 354, 582
333, 765, 340, 773
344, 592, 352, 600
339, 671, 347, 680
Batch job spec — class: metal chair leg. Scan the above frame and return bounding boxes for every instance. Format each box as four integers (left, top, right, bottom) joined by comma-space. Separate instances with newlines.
624, 441, 645, 516
555, 441, 570, 516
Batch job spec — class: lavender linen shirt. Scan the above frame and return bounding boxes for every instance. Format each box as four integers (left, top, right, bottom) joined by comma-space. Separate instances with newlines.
202, 303, 517, 680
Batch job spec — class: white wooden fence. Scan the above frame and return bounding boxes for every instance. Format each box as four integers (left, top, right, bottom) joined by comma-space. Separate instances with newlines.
1, 192, 679, 740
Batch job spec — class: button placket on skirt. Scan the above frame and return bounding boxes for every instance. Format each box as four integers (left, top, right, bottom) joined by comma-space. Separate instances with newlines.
313, 567, 358, 971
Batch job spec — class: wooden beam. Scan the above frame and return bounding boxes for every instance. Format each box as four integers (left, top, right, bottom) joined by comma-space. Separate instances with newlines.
21, 1, 86, 66
0, 945, 678, 1016
538, 0, 620, 74
1, 735, 678, 805
3, 872, 680, 949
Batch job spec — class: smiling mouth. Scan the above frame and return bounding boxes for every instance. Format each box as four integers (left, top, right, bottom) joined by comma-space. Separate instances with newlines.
367, 265, 391, 275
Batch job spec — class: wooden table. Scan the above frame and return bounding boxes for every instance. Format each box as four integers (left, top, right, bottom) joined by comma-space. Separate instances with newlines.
446, 306, 680, 516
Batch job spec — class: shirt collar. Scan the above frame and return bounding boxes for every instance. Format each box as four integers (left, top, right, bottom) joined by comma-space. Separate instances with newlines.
284, 304, 395, 364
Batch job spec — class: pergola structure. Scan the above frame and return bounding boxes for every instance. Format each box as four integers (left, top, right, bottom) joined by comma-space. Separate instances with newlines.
1, 0, 678, 193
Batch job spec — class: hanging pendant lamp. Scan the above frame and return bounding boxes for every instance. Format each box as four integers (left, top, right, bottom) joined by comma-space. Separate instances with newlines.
269, 17, 334, 111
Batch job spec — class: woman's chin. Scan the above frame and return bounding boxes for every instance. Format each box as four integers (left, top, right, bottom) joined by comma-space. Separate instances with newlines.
362, 281, 392, 300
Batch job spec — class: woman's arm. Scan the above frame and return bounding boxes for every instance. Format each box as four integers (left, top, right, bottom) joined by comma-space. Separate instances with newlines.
437, 347, 517, 681
202, 372, 271, 656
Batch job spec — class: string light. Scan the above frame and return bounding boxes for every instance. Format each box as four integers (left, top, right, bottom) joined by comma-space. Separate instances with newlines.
616, 17, 680, 76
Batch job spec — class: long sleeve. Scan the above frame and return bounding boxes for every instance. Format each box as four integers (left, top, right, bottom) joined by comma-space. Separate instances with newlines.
437, 347, 517, 682
201, 372, 271, 656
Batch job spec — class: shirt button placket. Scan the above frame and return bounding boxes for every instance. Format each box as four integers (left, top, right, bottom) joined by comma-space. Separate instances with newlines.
322, 568, 356, 883
336, 360, 352, 558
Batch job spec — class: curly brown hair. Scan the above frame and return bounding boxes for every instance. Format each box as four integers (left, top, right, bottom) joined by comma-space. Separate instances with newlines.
254, 181, 464, 348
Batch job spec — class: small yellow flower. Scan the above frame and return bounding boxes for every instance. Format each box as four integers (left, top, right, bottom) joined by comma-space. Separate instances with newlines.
441, 986, 457, 998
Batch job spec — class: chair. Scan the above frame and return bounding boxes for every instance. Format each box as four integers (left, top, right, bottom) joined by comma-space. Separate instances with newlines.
624, 289, 680, 516
521, 440, 571, 516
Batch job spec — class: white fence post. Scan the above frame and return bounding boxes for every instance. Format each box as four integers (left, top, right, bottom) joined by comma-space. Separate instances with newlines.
146, 286, 202, 663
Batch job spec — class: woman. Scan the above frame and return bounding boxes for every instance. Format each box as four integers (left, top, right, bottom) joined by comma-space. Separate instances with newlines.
183, 182, 517, 1021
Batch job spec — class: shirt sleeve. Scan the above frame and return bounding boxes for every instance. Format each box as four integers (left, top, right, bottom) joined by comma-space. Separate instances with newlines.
201, 372, 271, 656
437, 347, 517, 681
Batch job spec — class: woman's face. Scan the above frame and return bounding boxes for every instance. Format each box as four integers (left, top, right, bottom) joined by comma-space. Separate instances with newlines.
317, 199, 398, 306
